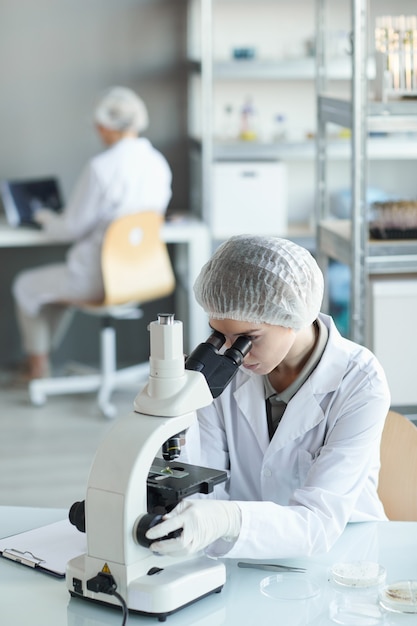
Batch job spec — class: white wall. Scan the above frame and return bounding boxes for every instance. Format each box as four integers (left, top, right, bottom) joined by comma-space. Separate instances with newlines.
0, 0, 188, 207
0, 0, 188, 368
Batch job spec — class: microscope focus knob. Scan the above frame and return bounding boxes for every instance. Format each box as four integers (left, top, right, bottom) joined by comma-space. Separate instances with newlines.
69, 500, 86, 533
135, 513, 182, 548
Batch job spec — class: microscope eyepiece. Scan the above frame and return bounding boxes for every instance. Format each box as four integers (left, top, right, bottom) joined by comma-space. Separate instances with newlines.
185, 332, 252, 398
205, 330, 225, 350
224, 335, 252, 365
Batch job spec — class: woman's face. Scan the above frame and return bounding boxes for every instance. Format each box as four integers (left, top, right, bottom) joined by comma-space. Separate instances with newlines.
208, 318, 296, 376
95, 124, 134, 146
95, 123, 121, 146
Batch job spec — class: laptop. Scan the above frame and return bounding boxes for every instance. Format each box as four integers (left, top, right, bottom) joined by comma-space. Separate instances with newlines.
0, 177, 63, 228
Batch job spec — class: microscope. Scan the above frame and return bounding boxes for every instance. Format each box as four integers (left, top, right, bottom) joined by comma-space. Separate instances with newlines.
66, 313, 251, 621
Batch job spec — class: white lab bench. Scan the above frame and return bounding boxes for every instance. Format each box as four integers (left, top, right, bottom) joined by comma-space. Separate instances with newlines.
1, 506, 417, 625
0, 215, 211, 352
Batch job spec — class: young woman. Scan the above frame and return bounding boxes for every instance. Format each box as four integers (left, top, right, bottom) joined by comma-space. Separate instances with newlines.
146, 235, 390, 559
13, 87, 172, 380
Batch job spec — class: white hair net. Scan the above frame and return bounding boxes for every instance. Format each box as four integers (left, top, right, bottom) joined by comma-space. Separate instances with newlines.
194, 235, 324, 330
94, 86, 149, 133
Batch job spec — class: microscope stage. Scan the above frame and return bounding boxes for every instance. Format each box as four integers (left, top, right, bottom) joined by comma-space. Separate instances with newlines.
148, 458, 227, 512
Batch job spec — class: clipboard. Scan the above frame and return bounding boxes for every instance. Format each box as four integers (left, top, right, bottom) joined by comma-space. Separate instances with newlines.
0, 519, 86, 578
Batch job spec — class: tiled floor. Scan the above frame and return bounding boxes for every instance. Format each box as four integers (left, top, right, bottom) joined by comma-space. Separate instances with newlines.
0, 372, 140, 509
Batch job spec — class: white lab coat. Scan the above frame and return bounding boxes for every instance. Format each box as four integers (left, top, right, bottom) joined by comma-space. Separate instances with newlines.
13, 137, 172, 316
182, 314, 391, 559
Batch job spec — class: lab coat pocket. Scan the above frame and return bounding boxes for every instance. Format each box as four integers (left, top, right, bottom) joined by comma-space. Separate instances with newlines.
297, 448, 314, 483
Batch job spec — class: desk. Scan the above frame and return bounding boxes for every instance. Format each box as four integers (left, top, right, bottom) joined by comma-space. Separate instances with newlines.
1, 507, 417, 625
0, 216, 211, 351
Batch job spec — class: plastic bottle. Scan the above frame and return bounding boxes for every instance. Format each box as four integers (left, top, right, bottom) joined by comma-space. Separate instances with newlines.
222, 104, 236, 140
239, 97, 258, 141
273, 114, 287, 141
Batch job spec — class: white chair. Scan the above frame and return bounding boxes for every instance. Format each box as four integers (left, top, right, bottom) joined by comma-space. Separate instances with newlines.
29, 211, 175, 418
378, 410, 417, 521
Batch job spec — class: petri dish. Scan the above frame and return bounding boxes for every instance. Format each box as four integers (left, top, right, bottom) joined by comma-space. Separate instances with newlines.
260, 572, 321, 600
379, 580, 417, 613
330, 561, 386, 588
329, 599, 384, 626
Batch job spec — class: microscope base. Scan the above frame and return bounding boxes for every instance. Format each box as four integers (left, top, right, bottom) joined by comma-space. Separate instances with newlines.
67, 554, 226, 622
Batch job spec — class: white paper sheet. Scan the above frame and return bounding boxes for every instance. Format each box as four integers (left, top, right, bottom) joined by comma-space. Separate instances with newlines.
0, 519, 86, 577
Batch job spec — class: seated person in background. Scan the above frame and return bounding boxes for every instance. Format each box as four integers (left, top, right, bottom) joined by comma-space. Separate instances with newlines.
145, 235, 391, 559
12, 86, 172, 380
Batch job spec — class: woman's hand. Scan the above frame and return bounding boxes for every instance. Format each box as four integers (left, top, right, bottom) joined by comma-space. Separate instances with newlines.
146, 499, 241, 556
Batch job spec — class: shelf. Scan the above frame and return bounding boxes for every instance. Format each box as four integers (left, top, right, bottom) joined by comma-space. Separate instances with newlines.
286, 222, 315, 249
188, 56, 374, 81
210, 221, 314, 246
212, 140, 317, 160
318, 219, 417, 274
189, 136, 417, 161
319, 95, 417, 132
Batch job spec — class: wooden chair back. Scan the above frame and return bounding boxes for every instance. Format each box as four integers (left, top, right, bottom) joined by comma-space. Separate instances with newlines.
378, 410, 417, 521
100, 211, 175, 306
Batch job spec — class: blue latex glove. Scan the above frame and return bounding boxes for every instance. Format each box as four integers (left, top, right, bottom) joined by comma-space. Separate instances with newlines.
146, 499, 241, 556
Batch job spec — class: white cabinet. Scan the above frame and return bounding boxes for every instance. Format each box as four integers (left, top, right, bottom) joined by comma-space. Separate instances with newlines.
368, 278, 417, 407
187, 0, 352, 241
211, 161, 287, 239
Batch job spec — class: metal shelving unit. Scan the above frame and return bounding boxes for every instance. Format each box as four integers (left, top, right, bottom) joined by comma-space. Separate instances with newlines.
315, 0, 417, 346
187, 0, 355, 244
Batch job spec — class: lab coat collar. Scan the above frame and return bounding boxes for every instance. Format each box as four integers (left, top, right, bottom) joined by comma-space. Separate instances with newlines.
271, 379, 325, 449
233, 370, 324, 453
309, 313, 351, 394
233, 313, 351, 451
234, 373, 270, 454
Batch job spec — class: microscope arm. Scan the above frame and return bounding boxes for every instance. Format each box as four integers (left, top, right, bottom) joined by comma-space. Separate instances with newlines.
78, 316, 214, 581
85, 409, 198, 569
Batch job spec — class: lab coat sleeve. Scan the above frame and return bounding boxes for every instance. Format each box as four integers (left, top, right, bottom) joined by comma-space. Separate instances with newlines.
39, 163, 104, 242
